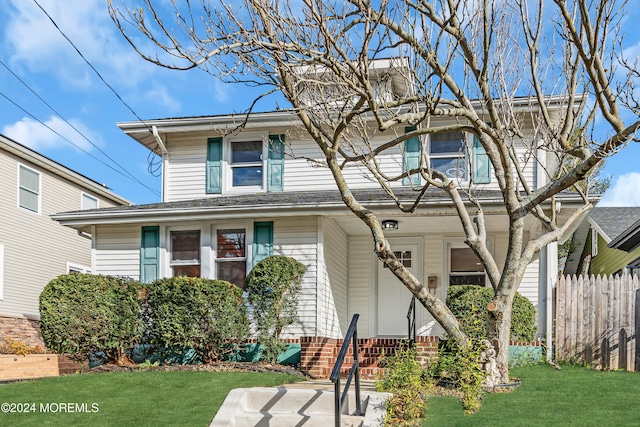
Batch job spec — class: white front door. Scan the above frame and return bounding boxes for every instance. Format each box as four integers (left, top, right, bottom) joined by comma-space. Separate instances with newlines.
376, 241, 421, 336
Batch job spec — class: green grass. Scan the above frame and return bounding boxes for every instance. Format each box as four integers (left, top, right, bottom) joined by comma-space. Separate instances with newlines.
422, 364, 640, 426
0, 370, 302, 426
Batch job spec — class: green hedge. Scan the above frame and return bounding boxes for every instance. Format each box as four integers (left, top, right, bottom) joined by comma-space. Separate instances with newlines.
246, 255, 306, 362
39, 274, 141, 364
446, 285, 537, 342
141, 276, 249, 363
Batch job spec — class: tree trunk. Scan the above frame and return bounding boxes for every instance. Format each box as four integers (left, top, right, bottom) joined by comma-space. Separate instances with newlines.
486, 292, 513, 384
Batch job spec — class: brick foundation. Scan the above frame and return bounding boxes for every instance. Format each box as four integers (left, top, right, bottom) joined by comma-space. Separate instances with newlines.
300, 336, 439, 379
0, 315, 46, 349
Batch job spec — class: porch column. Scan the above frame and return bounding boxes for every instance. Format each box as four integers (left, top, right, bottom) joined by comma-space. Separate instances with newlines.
539, 242, 557, 362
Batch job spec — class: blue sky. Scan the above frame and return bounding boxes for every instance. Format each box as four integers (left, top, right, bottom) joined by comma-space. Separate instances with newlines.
0, 0, 639, 206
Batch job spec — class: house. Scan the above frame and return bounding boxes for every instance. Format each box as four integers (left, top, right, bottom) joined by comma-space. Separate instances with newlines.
0, 134, 130, 347
51, 83, 585, 376
564, 207, 640, 276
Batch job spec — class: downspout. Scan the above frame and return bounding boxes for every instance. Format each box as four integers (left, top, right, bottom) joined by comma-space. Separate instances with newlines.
151, 125, 168, 201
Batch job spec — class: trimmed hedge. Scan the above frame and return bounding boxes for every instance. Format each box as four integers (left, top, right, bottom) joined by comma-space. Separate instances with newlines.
141, 276, 249, 363
446, 285, 537, 342
246, 256, 306, 362
39, 274, 141, 364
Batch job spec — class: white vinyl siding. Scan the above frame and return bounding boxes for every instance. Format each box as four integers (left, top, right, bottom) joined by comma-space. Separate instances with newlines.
94, 225, 142, 279
318, 218, 348, 338
272, 216, 319, 337
347, 236, 372, 337
163, 130, 538, 201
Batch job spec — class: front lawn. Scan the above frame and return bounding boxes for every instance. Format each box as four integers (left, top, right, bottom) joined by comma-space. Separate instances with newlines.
423, 364, 640, 426
0, 369, 302, 426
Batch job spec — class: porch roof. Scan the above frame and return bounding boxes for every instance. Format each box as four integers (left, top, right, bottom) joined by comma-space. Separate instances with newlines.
51, 187, 585, 231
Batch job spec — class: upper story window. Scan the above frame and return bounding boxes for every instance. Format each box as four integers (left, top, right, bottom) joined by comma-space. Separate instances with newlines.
170, 230, 201, 277
231, 140, 263, 187
207, 134, 284, 195
403, 128, 490, 185
430, 131, 467, 179
18, 164, 40, 213
81, 193, 98, 210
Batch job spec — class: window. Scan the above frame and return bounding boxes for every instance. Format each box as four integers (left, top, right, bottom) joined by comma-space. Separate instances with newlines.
67, 263, 91, 274
383, 250, 412, 268
430, 131, 467, 179
18, 164, 40, 213
591, 228, 599, 257
81, 193, 98, 210
216, 228, 247, 289
449, 247, 485, 286
170, 230, 201, 277
206, 134, 285, 194
230, 140, 263, 187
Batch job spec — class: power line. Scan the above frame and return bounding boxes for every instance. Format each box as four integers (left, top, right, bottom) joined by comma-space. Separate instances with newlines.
0, 90, 161, 196
0, 58, 159, 196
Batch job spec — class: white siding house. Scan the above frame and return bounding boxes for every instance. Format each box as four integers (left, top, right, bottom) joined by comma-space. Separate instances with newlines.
0, 134, 129, 345
52, 96, 582, 344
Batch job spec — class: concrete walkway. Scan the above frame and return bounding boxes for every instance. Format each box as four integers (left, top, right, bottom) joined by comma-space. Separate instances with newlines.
210, 379, 389, 426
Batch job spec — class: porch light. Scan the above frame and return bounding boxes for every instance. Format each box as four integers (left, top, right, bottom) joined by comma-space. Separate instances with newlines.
382, 220, 399, 230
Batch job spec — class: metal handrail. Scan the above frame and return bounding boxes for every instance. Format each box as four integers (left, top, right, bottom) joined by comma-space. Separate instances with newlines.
407, 295, 416, 343
330, 313, 362, 427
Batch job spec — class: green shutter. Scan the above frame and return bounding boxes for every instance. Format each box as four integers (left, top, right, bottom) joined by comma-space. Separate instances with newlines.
206, 137, 223, 194
472, 135, 491, 184
403, 126, 421, 186
268, 134, 285, 192
140, 226, 160, 283
253, 221, 274, 266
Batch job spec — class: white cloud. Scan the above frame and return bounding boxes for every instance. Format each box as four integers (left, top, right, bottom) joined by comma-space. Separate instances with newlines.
2, 116, 98, 152
144, 86, 181, 112
598, 173, 640, 207
4, 0, 152, 88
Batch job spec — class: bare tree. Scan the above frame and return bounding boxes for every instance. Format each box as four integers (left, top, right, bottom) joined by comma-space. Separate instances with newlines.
109, 0, 640, 382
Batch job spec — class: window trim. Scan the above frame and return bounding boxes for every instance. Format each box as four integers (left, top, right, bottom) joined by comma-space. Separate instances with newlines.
81, 192, 99, 210
444, 238, 493, 293
17, 163, 41, 214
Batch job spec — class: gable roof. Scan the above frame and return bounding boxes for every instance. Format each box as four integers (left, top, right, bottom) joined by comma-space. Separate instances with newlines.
0, 134, 131, 206
588, 207, 640, 243
608, 216, 640, 252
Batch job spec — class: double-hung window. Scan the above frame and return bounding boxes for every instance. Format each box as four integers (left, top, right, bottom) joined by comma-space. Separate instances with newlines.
81, 193, 98, 210
170, 230, 201, 277
429, 131, 467, 179
18, 164, 40, 213
216, 228, 247, 289
230, 140, 263, 188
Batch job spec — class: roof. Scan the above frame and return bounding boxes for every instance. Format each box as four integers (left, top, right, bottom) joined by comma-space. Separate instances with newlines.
116, 94, 583, 152
588, 207, 640, 243
51, 187, 586, 229
608, 216, 640, 252
0, 134, 131, 206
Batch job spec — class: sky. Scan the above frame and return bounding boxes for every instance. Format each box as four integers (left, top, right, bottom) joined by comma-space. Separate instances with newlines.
0, 0, 639, 206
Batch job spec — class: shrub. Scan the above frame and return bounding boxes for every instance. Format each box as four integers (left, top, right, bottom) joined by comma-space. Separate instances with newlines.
39, 274, 141, 364
446, 285, 537, 342
376, 345, 430, 426
246, 256, 306, 362
142, 277, 248, 363
0, 337, 44, 356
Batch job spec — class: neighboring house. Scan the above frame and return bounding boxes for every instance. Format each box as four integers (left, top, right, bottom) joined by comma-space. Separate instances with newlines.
51, 70, 586, 374
0, 134, 130, 347
565, 207, 640, 276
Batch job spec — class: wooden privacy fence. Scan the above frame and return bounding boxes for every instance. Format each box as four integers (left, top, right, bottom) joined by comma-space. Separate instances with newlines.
555, 274, 640, 371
